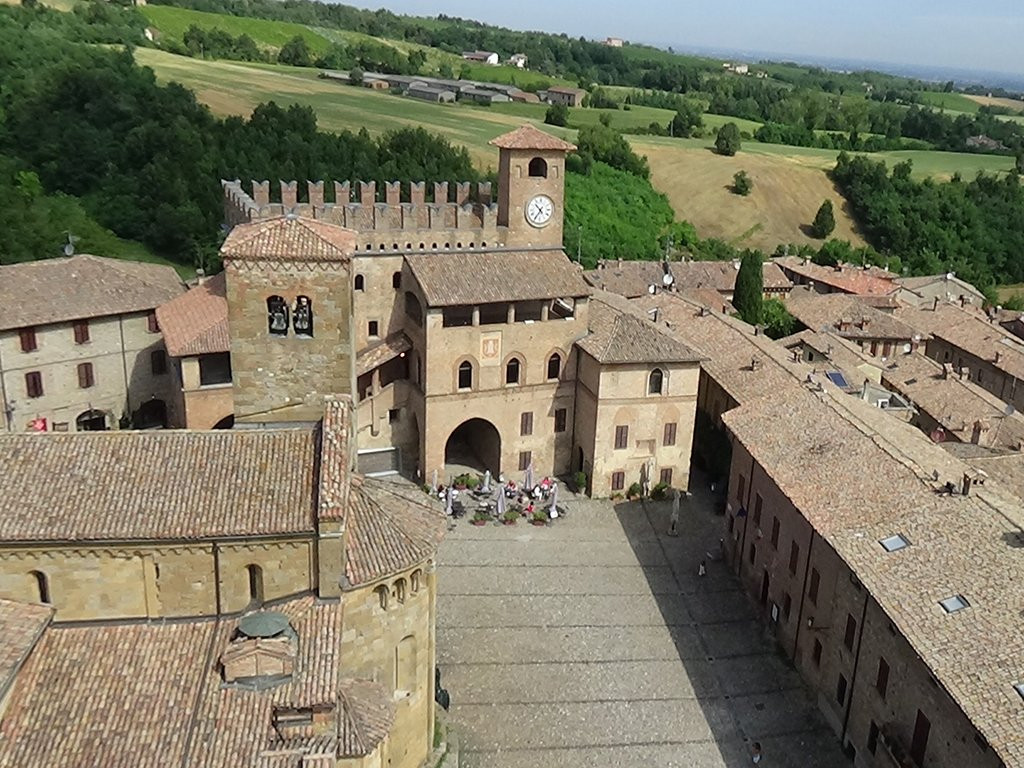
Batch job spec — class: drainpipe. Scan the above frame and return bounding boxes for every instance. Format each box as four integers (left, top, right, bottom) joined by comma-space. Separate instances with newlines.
570, 351, 583, 487
791, 528, 817, 662
841, 586, 871, 746
118, 316, 131, 426
0, 341, 10, 431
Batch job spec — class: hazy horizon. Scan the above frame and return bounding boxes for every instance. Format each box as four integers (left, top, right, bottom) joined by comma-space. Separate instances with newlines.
346, 0, 1023, 79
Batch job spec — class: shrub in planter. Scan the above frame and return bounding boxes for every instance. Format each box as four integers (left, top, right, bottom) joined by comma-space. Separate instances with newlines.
573, 471, 587, 493
627, 482, 643, 499
471, 510, 490, 525
651, 482, 670, 501
422, 483, 433, 495
464, 474, 480, 490
531, 509, 547, 525
502, 509, 519, 525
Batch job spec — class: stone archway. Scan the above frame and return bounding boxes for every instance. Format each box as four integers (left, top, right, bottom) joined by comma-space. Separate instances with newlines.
212, 414, 235, 430
76, 409, 108, 432
445, 418, 501, 476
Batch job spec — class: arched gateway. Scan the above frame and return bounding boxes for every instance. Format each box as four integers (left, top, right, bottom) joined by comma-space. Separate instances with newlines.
444, 418, 501, 476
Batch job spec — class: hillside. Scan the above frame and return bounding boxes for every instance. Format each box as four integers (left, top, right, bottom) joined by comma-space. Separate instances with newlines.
135, 49, 1015, 253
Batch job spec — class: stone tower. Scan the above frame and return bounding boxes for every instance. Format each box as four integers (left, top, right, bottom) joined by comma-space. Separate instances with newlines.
491, 125, 577, 250
221, 215, 356, 425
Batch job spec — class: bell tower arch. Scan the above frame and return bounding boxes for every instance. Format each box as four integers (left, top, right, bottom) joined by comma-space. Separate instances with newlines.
491, 125, 577, 250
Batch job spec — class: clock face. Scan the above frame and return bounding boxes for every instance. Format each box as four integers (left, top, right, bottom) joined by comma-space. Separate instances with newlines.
526, 195, 554, 227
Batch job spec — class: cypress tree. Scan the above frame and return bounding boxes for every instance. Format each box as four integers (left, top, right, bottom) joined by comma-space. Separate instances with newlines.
811, 199, 836, 239
733, 249, 764, 325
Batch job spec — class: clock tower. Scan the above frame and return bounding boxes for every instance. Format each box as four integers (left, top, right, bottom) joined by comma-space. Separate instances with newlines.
491, 125, 577, 250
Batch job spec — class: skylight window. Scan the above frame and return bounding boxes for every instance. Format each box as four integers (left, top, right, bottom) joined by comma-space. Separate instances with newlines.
879, 534, 910, 553
1014, 682, 1024, 702
939, 595, 970, 614
825, 371, 850, 388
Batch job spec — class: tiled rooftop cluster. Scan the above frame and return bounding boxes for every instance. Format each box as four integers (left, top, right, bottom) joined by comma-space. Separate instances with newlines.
774, 255, 899, 296
156, 272, 230, 357
786, 287, 920, 341
580, 292, 705, 365
583, 258, 790, 300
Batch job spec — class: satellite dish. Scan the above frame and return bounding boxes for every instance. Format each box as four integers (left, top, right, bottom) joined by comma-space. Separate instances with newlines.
648, 284, 657, 295
662, 273, 674, 286
946, 272, 955, 280
63, 242, 74, 256
1005, 404, 1015, 417
930, 428, 946, 443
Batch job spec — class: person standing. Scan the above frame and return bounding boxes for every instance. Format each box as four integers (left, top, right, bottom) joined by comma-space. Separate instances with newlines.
698, 560, 707, 577
751, 741, 762, 764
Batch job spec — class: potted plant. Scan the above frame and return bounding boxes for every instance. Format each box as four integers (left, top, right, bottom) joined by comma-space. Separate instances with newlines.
627, 482, 644, 500
471, 510, 490, 526
573, 470, 587, 493
454, 474, 469, 490
502, 509, 519, 525
464, 474, 480, 491
651, 482, 669, 501
531, 509, 547, 526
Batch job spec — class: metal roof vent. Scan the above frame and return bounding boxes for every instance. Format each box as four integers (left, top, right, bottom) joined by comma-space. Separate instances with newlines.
238, 611, 290, 639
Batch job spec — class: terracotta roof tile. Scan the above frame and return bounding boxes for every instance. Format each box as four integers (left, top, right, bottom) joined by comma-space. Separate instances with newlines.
405, 250, 591, 307
489, 124, 577, 151
344, 478, 446, 587
786, 288, 920, 341
0, 254, 184, 331
222, 217, 356, 262
156, 273, 230, 357
583, 259, 790, 300
338, 680, 395, 756
774, 256, 898, 296
357, 332, 412, 376
577, 292, 704, 365
0, 430, 317, 541
0, 599, 52, 708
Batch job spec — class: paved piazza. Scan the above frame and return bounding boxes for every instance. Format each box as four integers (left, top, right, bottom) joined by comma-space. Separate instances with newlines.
436, 481, 848, 767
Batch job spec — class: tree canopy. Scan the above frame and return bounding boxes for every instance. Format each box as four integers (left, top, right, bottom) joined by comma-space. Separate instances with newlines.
732, 249, 764, 325
810, 199, 836, 239
715, 123, 741, 156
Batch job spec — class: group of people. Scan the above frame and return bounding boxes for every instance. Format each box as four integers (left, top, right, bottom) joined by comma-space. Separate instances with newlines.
502, 475, 553, 503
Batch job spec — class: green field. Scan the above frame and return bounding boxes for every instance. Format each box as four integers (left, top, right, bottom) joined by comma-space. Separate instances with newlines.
917, 90, 981, 113
142, 5, 334, 53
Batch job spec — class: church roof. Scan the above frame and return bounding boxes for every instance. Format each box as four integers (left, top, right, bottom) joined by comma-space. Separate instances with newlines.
221, 216, 356, 262
155, 272, 230, 357
0, 254, 183, 331
405, 250, 590, 307
489, 124, 577, 151
338, 680, 396, 756
577, 292, 704, 365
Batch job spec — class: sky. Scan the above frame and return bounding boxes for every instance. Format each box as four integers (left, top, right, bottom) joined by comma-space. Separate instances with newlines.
347, 0, 1023, 76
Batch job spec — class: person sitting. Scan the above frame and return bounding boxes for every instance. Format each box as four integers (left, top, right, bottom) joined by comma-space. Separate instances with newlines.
505, 480, 517, 498
437, 484, 446, 500
525, 501, 535, 516
540, 476, 551, 491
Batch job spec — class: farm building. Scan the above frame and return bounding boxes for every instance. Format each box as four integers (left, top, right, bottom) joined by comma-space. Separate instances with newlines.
461, 50, 499, 65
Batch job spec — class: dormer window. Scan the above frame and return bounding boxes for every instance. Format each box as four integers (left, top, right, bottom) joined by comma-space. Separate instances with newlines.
648, 368, 664, 395
221, 612, 297, 688
267, 296, 289, 336
528, 157, 548, 178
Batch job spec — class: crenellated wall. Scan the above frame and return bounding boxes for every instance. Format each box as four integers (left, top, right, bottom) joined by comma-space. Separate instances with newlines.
222, 179, 504, 248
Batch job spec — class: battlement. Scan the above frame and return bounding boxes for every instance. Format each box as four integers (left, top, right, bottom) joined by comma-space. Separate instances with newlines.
222, 180, 502, 242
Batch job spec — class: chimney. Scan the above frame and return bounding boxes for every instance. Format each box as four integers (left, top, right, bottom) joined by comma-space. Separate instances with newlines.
838, 320, 851, 332
647, 308, 659, 323
961, 473, 973, 496
750, 357, 763, 371
195, 267, 207, 285
932, 296, 940, 311
699, 306, 710, 317
959, 295, 967, 308
971, 420, 987, 446
941, 362, 951, 379
754, 324, 764, 336
859, 317, 870, 330
791, 349, 801, 363
995, 351, 1003, 364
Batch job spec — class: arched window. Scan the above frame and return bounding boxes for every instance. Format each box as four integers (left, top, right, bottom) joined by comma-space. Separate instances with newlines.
410, 570, 422, 593
392, 271, 402, 289
648, 368, 664, 395
267, 296, 289, 336
246, 564, 264, 606
505, 357, 521, 385
395, 634, 416, 693
30, 570, 49, 603
458, 361, 473, 390
547, 352, 562, 381
394, 578, 406, 604
375, 584, 389, 610
292, 295, 313, 337
529, 157, 548, 178
354, 274, 365, 291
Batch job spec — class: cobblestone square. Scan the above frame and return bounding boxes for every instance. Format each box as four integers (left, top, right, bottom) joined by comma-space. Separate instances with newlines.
436, 481, 848, 767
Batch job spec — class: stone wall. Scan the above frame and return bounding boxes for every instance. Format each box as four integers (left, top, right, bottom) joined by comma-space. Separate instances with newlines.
340, 564, 436, 768
226, 260, 354, 423
0, 539, 314, 621
0, 311, 176, 432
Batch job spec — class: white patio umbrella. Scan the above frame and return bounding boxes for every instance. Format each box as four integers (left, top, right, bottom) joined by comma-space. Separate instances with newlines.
496, 488, 506, 518
672, 487, 681, 518
482, 469, 491, 492
524, 461, 534, 490
549, 481, 559, 518
445, 486, 453, 517
431, 468, 438, 492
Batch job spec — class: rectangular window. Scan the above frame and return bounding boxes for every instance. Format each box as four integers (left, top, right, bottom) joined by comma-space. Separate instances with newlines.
388, 408, 400, 423
520, 411, 533, 436
659, 468, 673, 486
77, 362, 94, 389
782, 592, 792, 621
812, 638, 823, 667
554, 408, 567, 433
911, 710, 931, 766
809, 567, 820, 604
147, 311, 160, 333
614, 424, 629, 450
789, 541, 800, 575
19, 327, 37, 352
611, 471, 625, 492
25, 371, 43, 398
844, 614, 857, 651
73, 319, 90, 345
368, 320, 380, 338
518, 451, 531, 471
876, 657, 890, 699
150, 350, 167, 375
748, 542, 756, 565
770, 517, 780, 549
753, 493, 763, 526
199, 352, 233, 386
737, 473, 746, 501
836, 673, 848, 705
663, 422, 677, 446
867, 721, 879, 755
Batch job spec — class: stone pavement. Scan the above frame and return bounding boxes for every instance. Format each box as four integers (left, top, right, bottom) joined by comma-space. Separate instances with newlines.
435, 481, 848, 767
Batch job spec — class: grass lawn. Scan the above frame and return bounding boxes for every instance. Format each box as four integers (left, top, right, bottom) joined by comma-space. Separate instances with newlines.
459, 62, 575, 90
916, 91, 981, 113
141, 5, 333, 53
